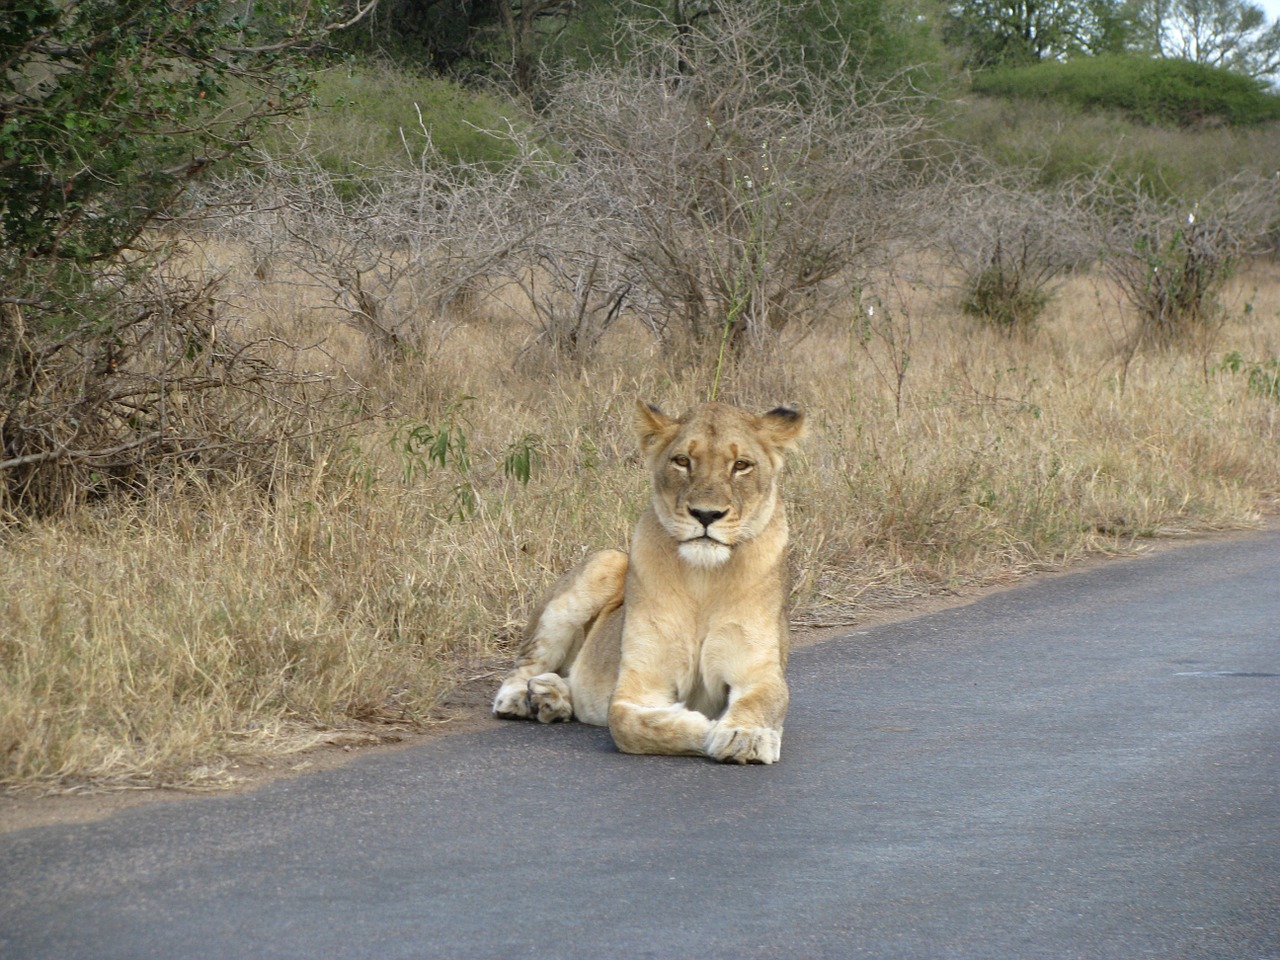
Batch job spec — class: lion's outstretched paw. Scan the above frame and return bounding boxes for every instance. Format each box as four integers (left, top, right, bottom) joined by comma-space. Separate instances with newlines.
492, 678, 533, 720
527, 673, 573, 724
705, 722, 782, 764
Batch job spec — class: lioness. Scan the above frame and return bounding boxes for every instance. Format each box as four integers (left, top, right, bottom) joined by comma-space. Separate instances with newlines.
493, 399, 804, 764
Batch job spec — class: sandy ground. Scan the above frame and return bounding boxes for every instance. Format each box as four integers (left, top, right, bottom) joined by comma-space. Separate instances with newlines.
2, 524, 1271, 835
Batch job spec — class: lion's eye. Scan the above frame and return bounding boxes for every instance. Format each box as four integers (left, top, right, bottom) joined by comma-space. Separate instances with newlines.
672, 455, 691, 469
733, 459, 753, 474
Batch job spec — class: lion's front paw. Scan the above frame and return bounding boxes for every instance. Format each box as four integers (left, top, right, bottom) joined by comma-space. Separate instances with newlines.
493, 678, 533, 719
705, 722, 782, 765
527, 673, 573, 724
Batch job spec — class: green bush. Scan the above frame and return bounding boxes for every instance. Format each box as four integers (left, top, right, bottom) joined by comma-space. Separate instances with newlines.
945, 94, 1280, 196
973, 56, 1280, 127
961, 262, 1052, 331
0, 0, 314, 291
276, 65, 530, 177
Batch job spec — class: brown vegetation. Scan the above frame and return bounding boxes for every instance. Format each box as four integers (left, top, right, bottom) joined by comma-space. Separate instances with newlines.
3, 241, 1278, 791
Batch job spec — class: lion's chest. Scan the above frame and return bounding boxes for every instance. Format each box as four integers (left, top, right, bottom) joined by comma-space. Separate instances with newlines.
622, 532, 784, 719
676, 623, 755, 718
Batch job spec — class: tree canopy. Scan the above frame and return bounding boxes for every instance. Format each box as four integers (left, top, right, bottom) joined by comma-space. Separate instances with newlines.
0, 0, 371, 302
945, 0, 1280, 82
1147, 0, 1280, 81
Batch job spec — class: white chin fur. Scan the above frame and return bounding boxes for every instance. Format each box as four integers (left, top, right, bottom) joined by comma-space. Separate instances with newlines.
678, 539, 732, 568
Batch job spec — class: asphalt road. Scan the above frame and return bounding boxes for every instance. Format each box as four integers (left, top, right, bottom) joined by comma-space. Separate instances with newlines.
2, 530, 1278, 960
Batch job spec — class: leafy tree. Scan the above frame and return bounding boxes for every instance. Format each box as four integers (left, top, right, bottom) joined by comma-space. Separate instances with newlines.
341, 0, 582, 95
337, 0, 503, 73
1141, 0, 1280, 82
791, 0, 947, 85
349, 0, 944, 96
945, 0, 1140, 67
0, 0, 373, 515
1, 0, 373, 303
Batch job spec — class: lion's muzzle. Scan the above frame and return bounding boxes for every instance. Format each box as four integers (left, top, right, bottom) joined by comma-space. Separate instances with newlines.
689, 507, 728, 530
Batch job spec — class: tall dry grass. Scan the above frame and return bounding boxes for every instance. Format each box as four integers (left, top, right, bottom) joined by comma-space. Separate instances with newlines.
3, 248, 1279, 792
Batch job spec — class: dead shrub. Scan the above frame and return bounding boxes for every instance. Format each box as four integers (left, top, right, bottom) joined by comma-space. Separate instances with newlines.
0, 256, 356, 519
1098, 174, 1280, 348
945, 182, 1093, 335
528, 0, 939, 355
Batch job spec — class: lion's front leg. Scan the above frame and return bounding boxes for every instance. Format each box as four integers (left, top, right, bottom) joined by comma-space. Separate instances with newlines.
608, 697, 716, 758
704, 669, 789, 765
493, 549, 627, 721
607, 619, 713, 757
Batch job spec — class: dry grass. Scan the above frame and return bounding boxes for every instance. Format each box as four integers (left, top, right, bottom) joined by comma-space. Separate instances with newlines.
3, 248, 1279, 792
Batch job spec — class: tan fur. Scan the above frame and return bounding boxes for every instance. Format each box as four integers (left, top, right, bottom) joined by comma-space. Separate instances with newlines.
493, 400, 804, 764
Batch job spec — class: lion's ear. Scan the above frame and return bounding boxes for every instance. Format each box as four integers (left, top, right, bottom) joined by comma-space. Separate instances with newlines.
635, 400, 680, 455
760, 406, 805, 451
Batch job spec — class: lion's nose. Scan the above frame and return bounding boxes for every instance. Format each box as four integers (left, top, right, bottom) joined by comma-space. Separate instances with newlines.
689, 507, 728, 529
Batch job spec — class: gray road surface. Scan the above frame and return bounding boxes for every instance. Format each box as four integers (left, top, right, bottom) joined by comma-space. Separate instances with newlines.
2, 530, 1278, 959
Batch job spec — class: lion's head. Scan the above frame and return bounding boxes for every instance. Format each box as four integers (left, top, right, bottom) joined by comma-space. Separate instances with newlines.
635, 400, 805, 568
